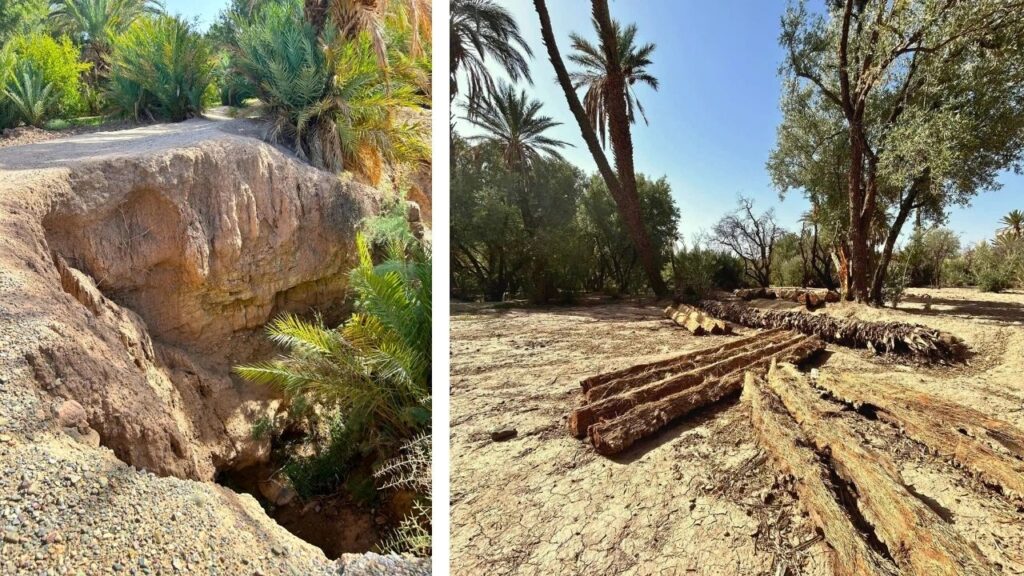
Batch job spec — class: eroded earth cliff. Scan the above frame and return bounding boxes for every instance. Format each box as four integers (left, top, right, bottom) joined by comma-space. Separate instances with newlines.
0, 119, 428, 574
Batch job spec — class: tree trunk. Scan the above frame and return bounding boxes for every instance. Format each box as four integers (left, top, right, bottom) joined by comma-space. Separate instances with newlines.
570, 331, 808, 435
832, 244, 853, 301
304, 0, 329, 36
765, 363, 992, 575
847, 127, 870, 303
698, 299, 968, 363
533, 0, 668, 297
812, 372, 1024, 503
869, 179, 923, 305
586, 336, 823, 455
744, 375, 898, 576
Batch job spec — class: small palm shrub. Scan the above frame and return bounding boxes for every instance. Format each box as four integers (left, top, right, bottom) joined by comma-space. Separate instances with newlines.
237, 223, 431, 472
49, 0, 162, 80
4, 62, 56, 127
231, 0, 427, 181
106, 15, 213, 122
8, 33, 90, 117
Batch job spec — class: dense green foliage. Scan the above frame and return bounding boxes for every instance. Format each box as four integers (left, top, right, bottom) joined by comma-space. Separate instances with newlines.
229, 0, 427, 181
49, 0, 161, 74
237, 230, 430, 454
774, 0, 1024, 303
8, 33, 90, 116
451, 134, 684, 302
236, 215, 431, 552
0, 0, 47, 44
106, 15, 212, 121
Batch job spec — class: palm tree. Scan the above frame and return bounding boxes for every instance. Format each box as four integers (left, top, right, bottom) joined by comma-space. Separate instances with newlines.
568, 17, 657, 148
999, 209, 1024, 240
450, 0, 532, 103
237, 231, 430, 451
531, 0, 668, 296
233, 1, 427, 181
464, 82, 568, 301
49, 0, 162, 81
463, 81, 568, 173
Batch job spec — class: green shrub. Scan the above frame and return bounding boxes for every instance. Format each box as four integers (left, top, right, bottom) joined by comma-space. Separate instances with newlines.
9, 33, 90, 117
973, 241, 1015, 292
237, 224, 431, 479
106, 15, 213, 122
232, 0, 426, 180
978, 269, 1012, 293
941, 256, 973, 287
3, 62, 55, 127
672, 244, 746, 302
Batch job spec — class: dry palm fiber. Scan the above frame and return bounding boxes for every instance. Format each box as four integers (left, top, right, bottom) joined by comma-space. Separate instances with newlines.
699, 300, 967, 363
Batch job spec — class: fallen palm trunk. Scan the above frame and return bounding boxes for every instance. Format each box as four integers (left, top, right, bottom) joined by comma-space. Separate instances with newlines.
582, 328, 789, 403
578, 329, 785, 393
812, 373, 1024, 503
663, 304, 731, 335
735, 287, 840, 305
699, 299, 967, 363
585, 335, 823, 454
763, 363, 990, 575
570, 331, 806, 436
743, 374, 898, 576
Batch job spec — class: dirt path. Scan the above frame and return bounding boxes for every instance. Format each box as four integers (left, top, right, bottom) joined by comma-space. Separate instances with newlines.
0, 117, 268, 172
449, 289, 1024, 575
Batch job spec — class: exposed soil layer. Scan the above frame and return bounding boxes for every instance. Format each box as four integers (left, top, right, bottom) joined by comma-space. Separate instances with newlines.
449, 288, 1024, 575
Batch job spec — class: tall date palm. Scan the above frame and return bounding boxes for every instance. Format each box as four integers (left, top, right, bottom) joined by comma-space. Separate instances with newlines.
450, 0, 532, 103
463, 81, 568, 173
532, 0, 668, 296
1000, 210, 1024, 240
568, 17, 658, 148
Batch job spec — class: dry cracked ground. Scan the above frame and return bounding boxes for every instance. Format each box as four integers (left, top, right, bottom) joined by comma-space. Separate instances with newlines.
450, 288, 1024, 575
0, 119, 429, 575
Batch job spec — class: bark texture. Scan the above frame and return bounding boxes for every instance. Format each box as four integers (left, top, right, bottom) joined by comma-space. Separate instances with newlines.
699, 300, 967, 363
813, 373, 1024, 503
763, 363, 991, 575
569, 334, 823, 455
743, 374, 899, 576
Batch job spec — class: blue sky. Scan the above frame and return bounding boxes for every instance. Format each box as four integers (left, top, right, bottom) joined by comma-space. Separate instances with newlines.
453, 0, 1023, 246
162, 0, 227, 30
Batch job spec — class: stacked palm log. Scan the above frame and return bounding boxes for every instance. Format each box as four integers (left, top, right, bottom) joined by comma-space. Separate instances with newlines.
699, 299, 967, 363
568, 329, 823, 455
745, 363, 1010, 575
735, 287, 840, 309
663, 304, 731, 335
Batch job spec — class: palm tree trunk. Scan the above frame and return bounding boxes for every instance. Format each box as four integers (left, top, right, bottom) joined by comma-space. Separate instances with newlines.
305, 0, 329, 36
532, 0, 668, 297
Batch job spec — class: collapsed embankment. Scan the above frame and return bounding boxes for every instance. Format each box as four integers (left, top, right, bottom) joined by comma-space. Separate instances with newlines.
0, 119, 428, 574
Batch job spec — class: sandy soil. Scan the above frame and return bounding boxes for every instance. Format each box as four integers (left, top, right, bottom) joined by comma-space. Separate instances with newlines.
449, 287, 1024, 575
